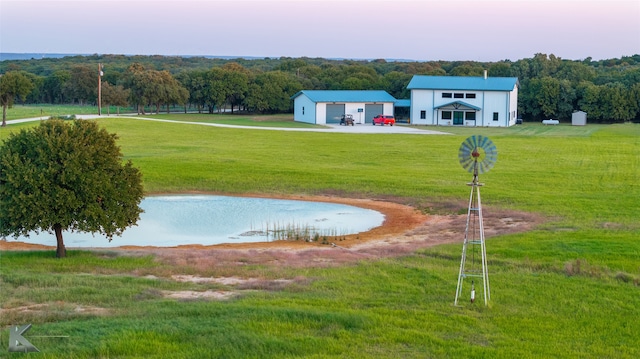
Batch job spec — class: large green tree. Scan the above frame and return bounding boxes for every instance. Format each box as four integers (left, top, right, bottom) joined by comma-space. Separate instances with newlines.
42, 70, 71, 104
177, 69, 208, 113
0, 120, 144, 258
63, 65, 97, 105
0, 71, 35, 126
246, 71, 301, 113
101, 82, 130, 115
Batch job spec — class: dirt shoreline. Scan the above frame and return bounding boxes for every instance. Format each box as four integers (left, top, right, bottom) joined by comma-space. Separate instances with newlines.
0, 193, 542, 266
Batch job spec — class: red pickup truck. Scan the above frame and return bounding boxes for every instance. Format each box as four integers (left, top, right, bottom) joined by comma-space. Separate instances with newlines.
373, 115, 396, 126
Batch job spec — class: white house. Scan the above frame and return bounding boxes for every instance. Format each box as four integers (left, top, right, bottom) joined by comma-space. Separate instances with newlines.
407, 74, 519, 127
291, 90, 396, 125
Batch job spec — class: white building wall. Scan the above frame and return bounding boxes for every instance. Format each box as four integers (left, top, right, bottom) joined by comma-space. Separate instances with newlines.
315, 103, 327, 125
410, 87, 517, 127
313, 102, 395, 125
410, 90, 435, 125
509, 86, 518, 126
293, 95, 317, 124
481, 92, 507, 127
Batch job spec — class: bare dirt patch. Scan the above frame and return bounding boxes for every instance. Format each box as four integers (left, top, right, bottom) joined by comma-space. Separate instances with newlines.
161, 290, 237, 301
0, 302, 109, 325
0, 194, 544, 270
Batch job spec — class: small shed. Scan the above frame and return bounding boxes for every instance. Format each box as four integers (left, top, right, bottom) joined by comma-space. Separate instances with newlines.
572, 111, 587, 126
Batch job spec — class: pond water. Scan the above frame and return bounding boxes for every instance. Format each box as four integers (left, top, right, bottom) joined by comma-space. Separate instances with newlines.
14, 195, 385, 248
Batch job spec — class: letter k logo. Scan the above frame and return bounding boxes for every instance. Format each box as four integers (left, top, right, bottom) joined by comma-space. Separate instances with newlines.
8, 324, 40, 352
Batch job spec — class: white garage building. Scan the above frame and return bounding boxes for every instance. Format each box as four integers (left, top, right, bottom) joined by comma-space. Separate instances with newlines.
408, 74, 519, 127
291, 90, 396, 125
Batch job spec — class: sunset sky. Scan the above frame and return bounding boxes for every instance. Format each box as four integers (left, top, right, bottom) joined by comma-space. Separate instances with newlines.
1, 0, 638, 61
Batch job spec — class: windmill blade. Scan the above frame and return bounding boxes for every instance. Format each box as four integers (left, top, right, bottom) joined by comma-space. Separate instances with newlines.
458, 135, 497, 174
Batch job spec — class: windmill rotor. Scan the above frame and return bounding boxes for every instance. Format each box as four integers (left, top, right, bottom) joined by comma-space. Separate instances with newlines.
458, 135, 498, 175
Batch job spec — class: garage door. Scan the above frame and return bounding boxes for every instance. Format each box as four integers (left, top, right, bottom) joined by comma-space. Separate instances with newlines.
326, 104, 345, 124
365, 104, 383, 124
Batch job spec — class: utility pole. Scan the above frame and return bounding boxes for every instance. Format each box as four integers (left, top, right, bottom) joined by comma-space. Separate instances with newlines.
98, 63, 103, 115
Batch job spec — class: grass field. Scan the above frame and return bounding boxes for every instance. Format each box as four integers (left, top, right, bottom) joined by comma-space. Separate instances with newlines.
0, 113, 639, 358
1, 104, 103, 120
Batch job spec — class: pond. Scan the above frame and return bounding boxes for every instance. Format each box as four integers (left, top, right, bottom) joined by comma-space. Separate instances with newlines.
13, 195, 385, 248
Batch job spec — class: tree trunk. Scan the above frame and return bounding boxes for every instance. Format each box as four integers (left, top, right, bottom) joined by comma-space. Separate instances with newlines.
54, 224, 66, 258
2, 104, 7, 127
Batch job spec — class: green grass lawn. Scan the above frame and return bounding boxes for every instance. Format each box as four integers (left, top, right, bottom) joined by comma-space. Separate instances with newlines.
1, 115, 639, 358
1, 104, 102, 120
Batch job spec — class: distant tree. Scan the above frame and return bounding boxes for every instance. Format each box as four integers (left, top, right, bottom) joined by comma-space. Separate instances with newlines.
632, 83, 640, 122
101, 82, 130, 115
557, 79, 577, 120
245, 71, 301, 113
556, 61, 596, 84
23, 73, 44, 104
177, 70, 208, 113
521, 77, 556, 119
488, 62, 513, 77
42, 70, 71, 103
576, 81, 603, 120
0, 120, 144, 258
124, 63, 148, 114
222, 69, 249, 113
599, 83, 638, 122
204, 68, 228, 113
0, 71, 35, 126
378, 71, 412, 99
147, 70, 188, 114
449, 63, 485, 76
63, 65, 97, 105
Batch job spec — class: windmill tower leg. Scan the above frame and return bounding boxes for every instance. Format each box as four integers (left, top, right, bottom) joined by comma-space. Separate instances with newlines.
454, 179, 476, 306
455, 175, 490, 306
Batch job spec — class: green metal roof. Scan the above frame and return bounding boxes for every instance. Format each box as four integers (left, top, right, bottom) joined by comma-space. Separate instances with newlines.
291, 90, 396, 103
407, 75, 518, 91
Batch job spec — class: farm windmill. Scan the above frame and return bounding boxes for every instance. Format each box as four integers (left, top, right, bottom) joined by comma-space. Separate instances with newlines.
454, 135, 497, 306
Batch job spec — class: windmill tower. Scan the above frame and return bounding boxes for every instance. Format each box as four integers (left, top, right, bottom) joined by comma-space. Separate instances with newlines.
455, 135, 497, 306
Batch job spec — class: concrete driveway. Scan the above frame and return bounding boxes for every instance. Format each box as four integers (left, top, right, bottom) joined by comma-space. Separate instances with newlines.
322, 123, 449, 135
4, 115, 451, 135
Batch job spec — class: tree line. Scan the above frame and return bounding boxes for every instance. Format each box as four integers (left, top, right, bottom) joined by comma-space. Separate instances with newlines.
1, 53, 639, 123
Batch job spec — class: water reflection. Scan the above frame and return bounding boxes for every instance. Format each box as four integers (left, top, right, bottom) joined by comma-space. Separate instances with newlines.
15, 195, 385, 247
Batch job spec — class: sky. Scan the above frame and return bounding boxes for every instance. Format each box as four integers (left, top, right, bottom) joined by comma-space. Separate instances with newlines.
1, 0, 638, 62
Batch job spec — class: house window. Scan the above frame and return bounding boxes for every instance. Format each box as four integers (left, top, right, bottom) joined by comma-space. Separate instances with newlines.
442, 93, 452, 98
466, 93, 476, 99
465, 112, 476, 121
454, 93, 464, 98
420, 110, 426, 119
493, 112, 499, 121
302, 107, 305, 115
442, 111, 452, 120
